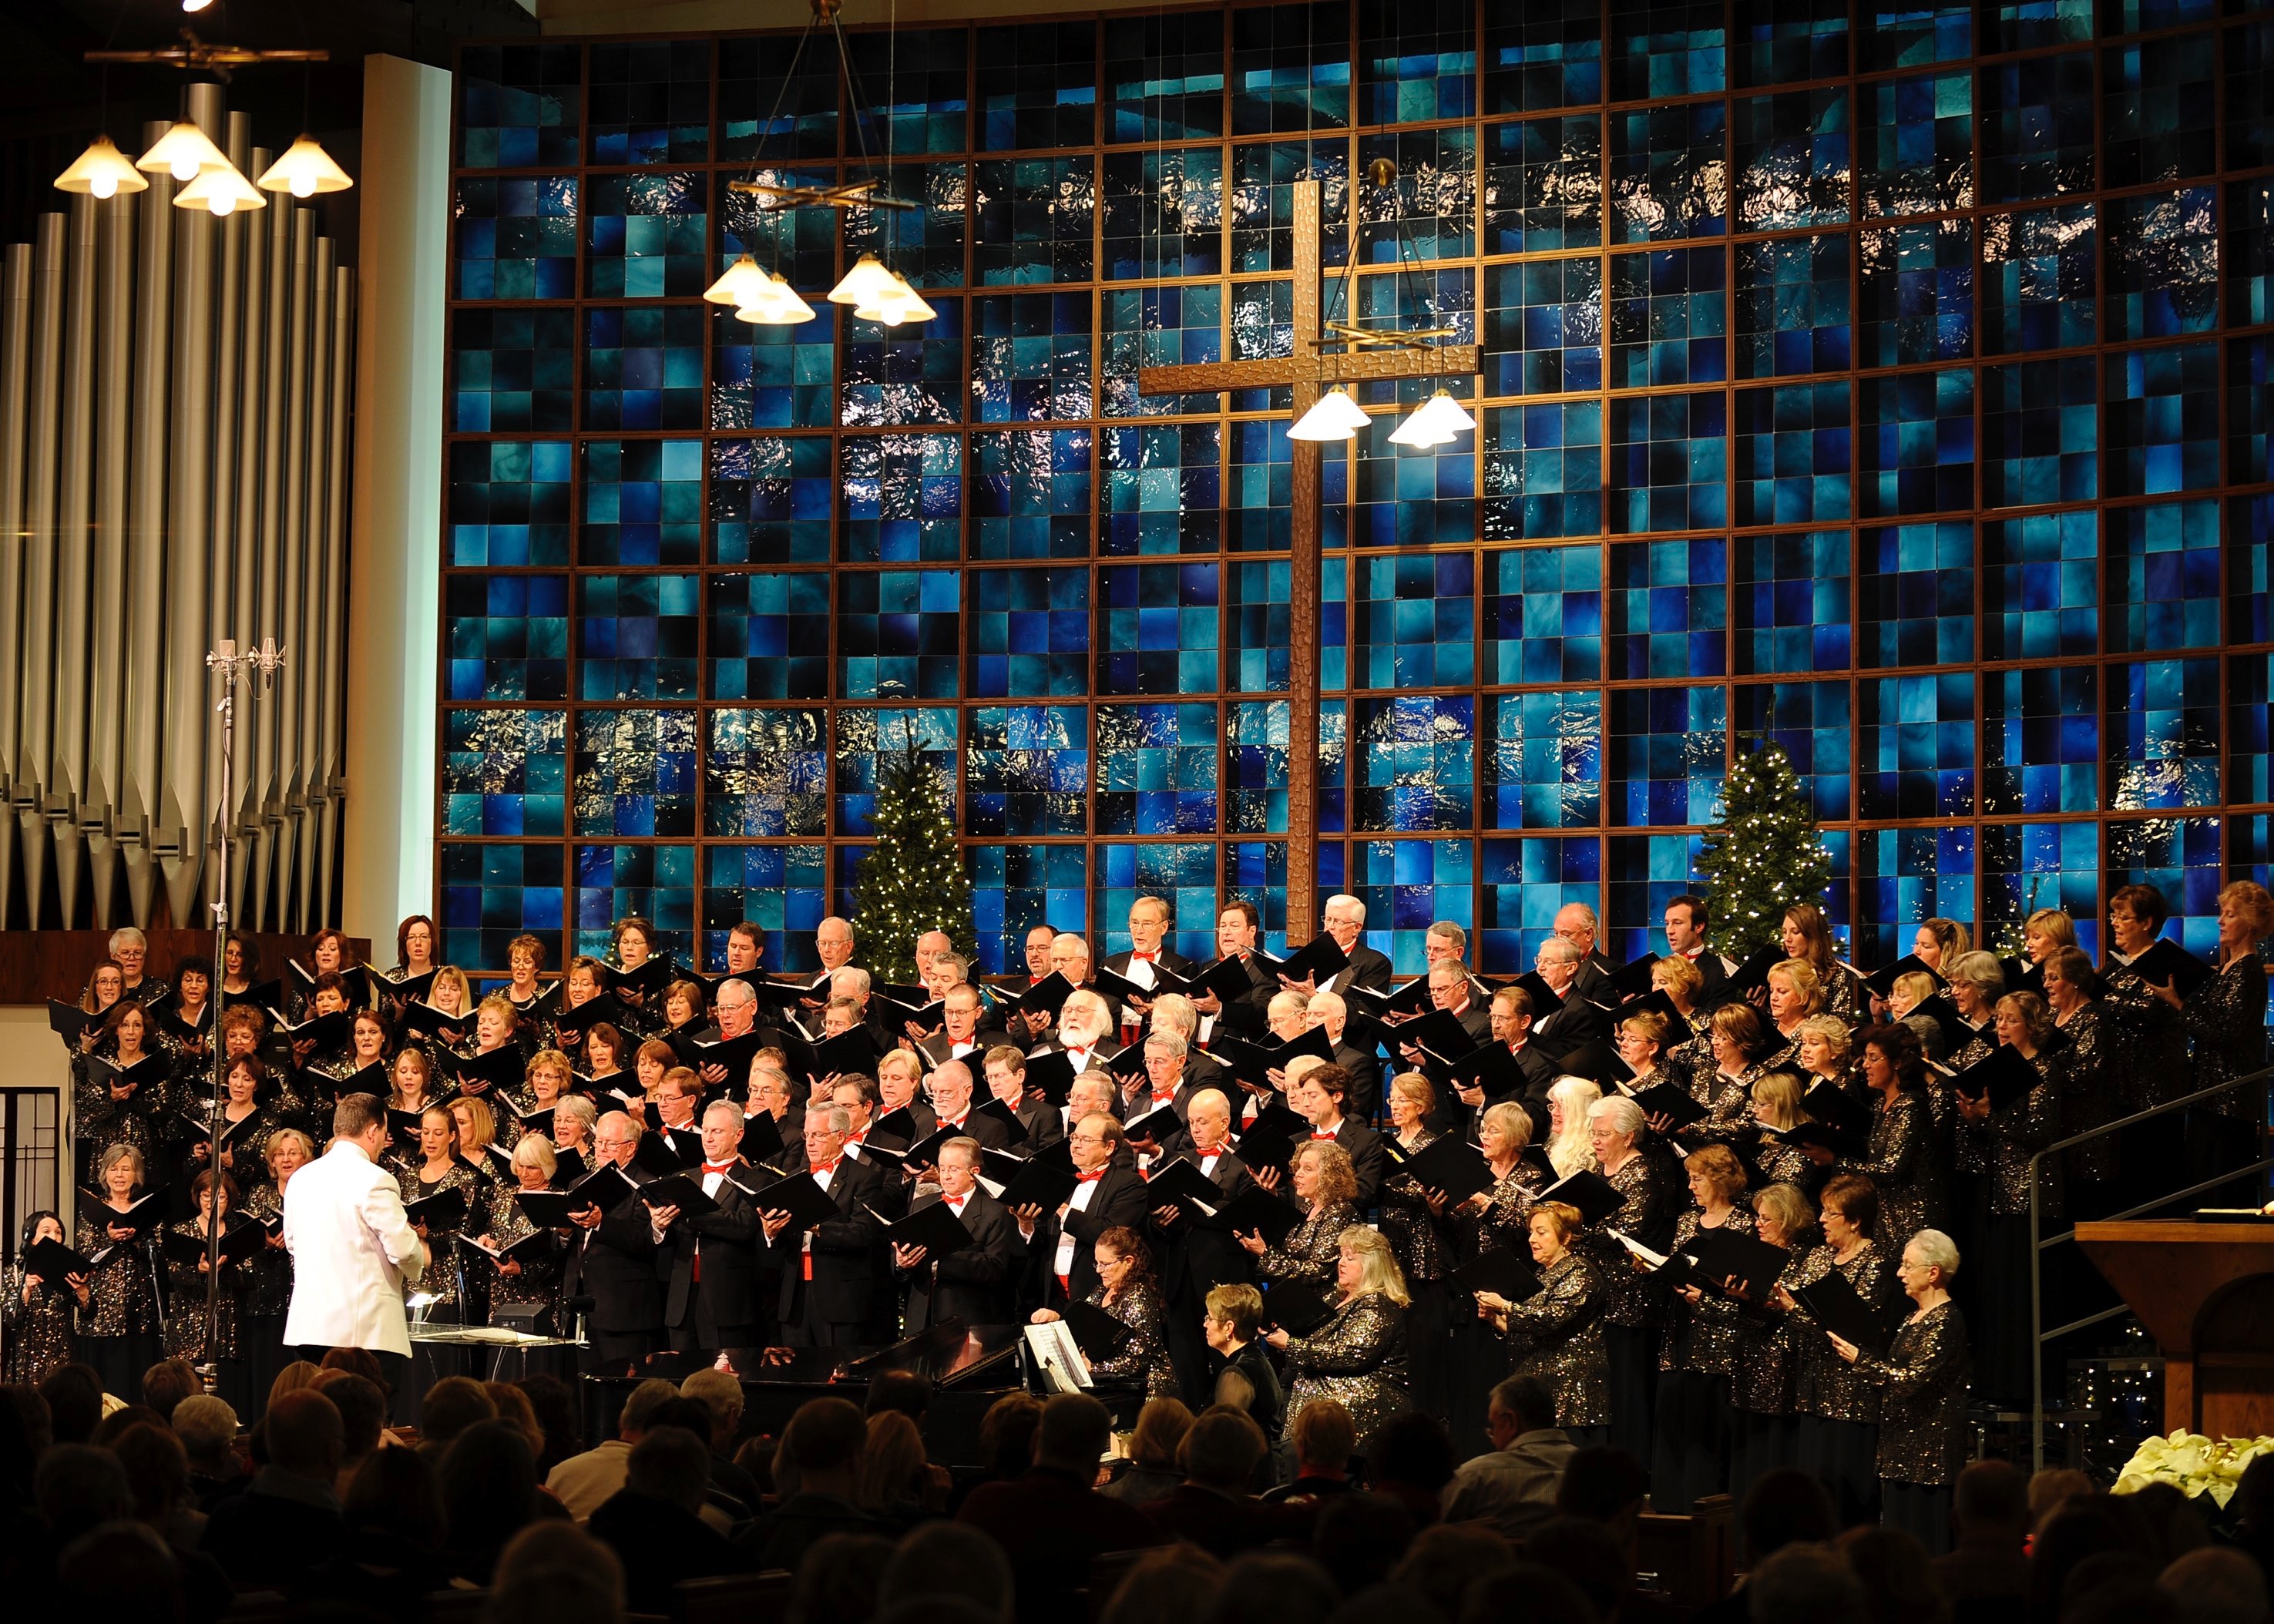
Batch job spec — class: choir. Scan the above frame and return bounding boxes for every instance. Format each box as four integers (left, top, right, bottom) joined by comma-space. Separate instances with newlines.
34, 884, 2272, 1554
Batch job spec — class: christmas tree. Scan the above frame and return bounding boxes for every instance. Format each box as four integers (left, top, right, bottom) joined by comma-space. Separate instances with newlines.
1695, 742, 1834, 956
848, 720, 976, 985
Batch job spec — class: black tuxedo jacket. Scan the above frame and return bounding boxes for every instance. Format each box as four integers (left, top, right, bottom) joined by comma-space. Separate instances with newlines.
1329, 1042, 1383, 1120
573, 1186, 661, 1337
1447, 1042, 1561, 1141
899, 1188, 1025, 1329
1146, 1148, 1258, 1302
1024, 1163, 1150, 1312
1322, 944, 1395, 996
768, 1153, 889, 1328
1013, 1101, 1065, 1151
918, 1033, 995, 1069
660, 1168, 761, 1331
1100, 948, 1199, 987
1324, 1118, 1389, 1207
1530, 991, 1603, 1062
1210, 954, 1278, 1042
926, 1110, 1017, 1153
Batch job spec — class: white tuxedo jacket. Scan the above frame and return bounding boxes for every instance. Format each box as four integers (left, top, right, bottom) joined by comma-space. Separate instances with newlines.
281, 1139, 428, 1357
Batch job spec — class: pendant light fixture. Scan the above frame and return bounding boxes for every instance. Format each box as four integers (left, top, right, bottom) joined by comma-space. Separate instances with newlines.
53, 134, 149, 199
1288, 387, 1372, 442
1320, 157, 1476, 451
705, 253, 816, 325
256, 136, 353, 197
1387, 389, 1477, 448
137, 119, 233, 182
174, 163, 267, 216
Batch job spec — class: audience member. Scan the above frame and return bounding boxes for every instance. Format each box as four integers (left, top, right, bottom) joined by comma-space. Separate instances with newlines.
513, 1374, 583, 1477
1105, 1398, 1193, 1506
1145, 1407, 1298, 1556
544, 1377, 679, 1522
200, 1388, 348, 1592
1528, 1513, 1678, 1624
437, 1418, 544, 1586
1442, 1374, 1574, 1543
1745, 1542, 1869, 1624
878, 1521, 1015, 1622
1201, 1552, 1341, 1624
867, 1371, 934, 1427
1391, 1522, 1517, 1620
420, 1376, 499, 1457
488, 1519, 627, 1624
1098, 1546, 1226, 1624
170, 1394, 244, 1507
1459, 1560, 1605, 1624
1932, 1460, 2031, 1620
2158, 1547, 2270, 1624
744, 1397, 883, 1570
36, 1441, 134, 1545
587, 1423, 744, 1612
790, 1532, 896, 1624
1837, 1526, 1945, 1624
52, 1522, 185, 1624
1267, 1399, 1357, 1503
1365, 1411, 1456, 1528
1309, 1492, 1416, 1598
311, 1371, 390, 1497
39, 1364, 103, 1444
860, 1410, 942, 1531
139, 1359, 202, 1423
681, 1367, 764, 1512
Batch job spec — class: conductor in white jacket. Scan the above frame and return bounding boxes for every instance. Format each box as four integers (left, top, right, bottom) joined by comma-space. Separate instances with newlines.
283, 1093, 430, 1384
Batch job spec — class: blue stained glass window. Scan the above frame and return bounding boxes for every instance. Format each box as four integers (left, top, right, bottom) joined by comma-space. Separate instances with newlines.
1735, 0, 1849, 86
1861, 72, 1973, 219
1103, 284, 1224, 418
1611, 103, 1729, 243
1486, 693, 1603, 830
709, 438, 830, 566
1227, 279, 1295, 417
1484, 116, 1602, 255
718, 35, 836, 161
1736, 236, 1852, 378
1104, 12, 1224, 144
1736, 679, 1853, 820
573, 844, 694, 961
1859, 673, 1976, 818
1351, 697, 1475, 832
576, 574, 698, 700
1349, 267, 1476, 408
973, 293, 1094, 423
1982, 357, 2099, 508
439, 841, 566, 970
1353, 555, 1473, 689
1607, 248, 1727, 388
1983, 820, 2101, 955
835, 709, 959, 836
1609, 538, 1729, 679
1858, 367, 1974, 517
1611, 0, 1725, 99
1855, 825, 1977, 964
1352, 838, 1473, 972
1229, 416, 1350, 552
840, 299, 964, 428
1103, 147, 1225, 280
444, 710, 567, 837
971, 428, 1092, 561
1982, 54, 2095, 204
1482, 401, 1604, 542
1228, 558, 1346, 694
719, 169, 837, 297
1610, 393, 1728, 535
2104, 32, 2218, 188
837, 572, 963, 701
2230, 655, 2274, 804
705, 572, 828, 701
2232, 181, 2274, 330
1732, 89, 1851, 232
584, 305, 704, 431
585, 173, 705, 300
1485, 0, 1601, 112
710, 303, 834, 433
2233, 337, 2274, 487
973, 157, 1097, 285
1483, 545, 1603, 685
2108, 658, 2221, 810
447, 574, 569, 700
700, 844, 828, 973
1479, 835, 1603, 970
452, 307, 576, 433
1983, 0, 2092, 55
1858, 222, 1973, 367
1104, 424, 1223, 555
1352, 411, 1477, 549
1735, 382, 1851, 525
1224, 701, 1298, 834
458, 44, 580, 169
2232, 496, 2274, 646
1859, 522, 1974, 666
1483, 257, 1604, 396
1098, 842, 1222, 953
2230, 22, 2274, 172
839, 434, 963, 564
576, 709, 699, 836
969, 843, 1089, 971
1981, 510, 2099, 659
966, 705, 1088, 837
587, 40, 709, 164
582, 439, 700, 565
1359, 0, 1475, 123
843, 163, 969, 293
847, 27, 967, 154
1982, 204, 2095, 354
1098, 563, 1219, 696
1097, 703, 1221, 835
2108, 816, 2223, 955
1734, 530, 1852, 673
456, 176, 577, 301
450, 440, 572, 568
1355, 126, 1477, 263
2106, 342, 2219, 498
2106, 189, 2219, 341
1606, 832, 1706, 959
2107, 499, 2220, 653
1983, 666, 2098, 814
1230, 141, 1351, 274
968, 565, 1090, 697
1861, 7, 1971, 71
977, 22, 1097, 151
1610, 686, 1728, 827
1232, 2, 1351, 135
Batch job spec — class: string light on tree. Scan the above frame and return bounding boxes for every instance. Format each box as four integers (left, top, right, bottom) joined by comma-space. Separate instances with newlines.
1695, 743, 1834, 956
848, 720, 978, 985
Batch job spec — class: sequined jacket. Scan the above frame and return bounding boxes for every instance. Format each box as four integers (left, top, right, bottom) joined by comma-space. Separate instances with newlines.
72, 1043, 166, 1159
162, 1217, 243, 1363
1658, 1206, 1759, 1376
1945, 1032, 1998, 1176
1498, 1249, 1608, 1428
1821, 963, 1867, 1022
1838, 1089, 1938, 1251
1589, 1153, 1675, 1328
238, 1180, 296, 1319
75, 1208, 161, 1337
1729, 1248, 1822, 1416
1085, 1276, 1179, 1400
1750, 1136, 1826, 1200
1285, 1290, 1410, 1442
1855, 1300, 1972, 1486
398, 1160, 487, 1316
1447, 1163, 1544, 1289
1963, 1047, 2064, 1216
482, 1183, 566, 1316
1379, 1130, 1447, 1283
2102, 956, 2195, 1112
1674, 1065, 1764, 1152
4, 1263, 79, 1384
1258, 1200, 1361, 1289
1790, 1241, 1902, 1423
2050, 1002, 2119, 1183
2184, 954, 2268, 1121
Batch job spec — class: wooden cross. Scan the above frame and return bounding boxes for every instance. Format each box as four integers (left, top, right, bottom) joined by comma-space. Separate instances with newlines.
1136, 180, 1480, 939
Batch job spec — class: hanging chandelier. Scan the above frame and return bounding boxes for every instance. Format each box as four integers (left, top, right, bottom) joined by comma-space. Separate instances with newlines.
708, 0, 929, 327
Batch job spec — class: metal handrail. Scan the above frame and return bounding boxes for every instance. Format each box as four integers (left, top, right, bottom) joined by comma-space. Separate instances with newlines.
2027, 1063, 2274, 1469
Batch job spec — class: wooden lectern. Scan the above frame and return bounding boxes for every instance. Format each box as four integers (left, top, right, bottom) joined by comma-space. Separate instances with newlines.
2075, 1221, 2274, 1439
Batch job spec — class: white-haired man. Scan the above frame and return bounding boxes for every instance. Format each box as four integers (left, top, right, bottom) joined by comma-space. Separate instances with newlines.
1276, 893, 1393, 1000
1527, 937, 1602, 1062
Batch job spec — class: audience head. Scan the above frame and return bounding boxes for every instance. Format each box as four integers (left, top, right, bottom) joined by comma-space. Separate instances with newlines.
626, 1423, 713, 1515
264, 1388, 346, 1485
489, 1520, 627, 1624
1953, 1458, 2028, 1536
1834, 1526, 1941, 1624
2159, 1548, 2270, 1624
35, 1441, 134, 1542
680, 1367, 745, 1446
1202, 1552, 1342, 1624
1745, 1543, 1867, 1624
791, 1532, 898, 1624
1555, 1446, 1651, 1528
106, 1420, 190, 1525
344, 1444, 443, 1549
53, 1522, 183, 1624
1392, 1525, 1517, 1622
170, 1394, 239, 1472
784, 1396, 870, 1488
1311, 1492, 1416, 1599
1127, 1396, 1194, 1472
39, 1362, 103, 1444
1035, 1393, 1113, 1477
1292, 1399, 1357, 1478
1520, 1516, 1634, 1620
978, 1392, 1043, 1478
879, 1522, 1013, 1623
314, 1371, 389, 1464
858, 1410, 930, 1512
1180, 1407, 1266, 1493
439, 1418, 539, 1576
1486, 1374, 1560, 1447
422, 1374, 499, 1448
138, 1358, 200, 1422
1736, 1466, 1836, 1563
865, 1369, 932, 1425
1100, 1548, 1227, 1624
617, 1376, 680, 1441
1459, 1561, 1601, 1624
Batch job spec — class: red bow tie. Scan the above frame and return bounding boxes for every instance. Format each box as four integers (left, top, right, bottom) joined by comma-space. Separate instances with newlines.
1151, 1094, 1177, 1109
811, 1159, 840, 1176
1312, 1129, 1336, 1140
941, 1115, 966, 1129
1077, 1169, 1105, 1183
703, 1162, 734, 1175
1133, 952, 1155, 963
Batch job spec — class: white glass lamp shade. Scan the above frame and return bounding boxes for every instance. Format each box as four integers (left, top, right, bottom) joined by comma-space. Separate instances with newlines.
173, 164, 267, 216
736, 270, 818, 326
136, 121, 231, 182
704, 253, 773, 307
255, 136, 354, 197
1288, 386, 1370, 441
55, 136, 149, 198
828, 253, 902, 307
1387, 389, 1477, 448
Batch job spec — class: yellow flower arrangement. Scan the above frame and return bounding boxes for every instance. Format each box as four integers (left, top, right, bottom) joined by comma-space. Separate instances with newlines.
2111, 1431, 2274, 1508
